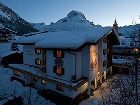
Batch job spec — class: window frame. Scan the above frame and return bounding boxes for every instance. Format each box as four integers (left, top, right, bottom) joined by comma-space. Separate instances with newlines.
35, 58, 41, 65
56, 84, 63, 91
103, 49, 109, 55
32, 77, 38, 81
14, 70, 21, 76
41, 79, 47, 84
103, 37, 107, 43
53, 66, 64, 75
35, 48, 41, 54
53, 50, 64, 58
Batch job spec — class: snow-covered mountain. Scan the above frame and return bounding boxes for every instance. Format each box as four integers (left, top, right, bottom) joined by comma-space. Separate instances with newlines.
32, 10, 95, 32
31, 23, 47, 31
32, 10, 140, 38
119, 24, 140, 37
0, 2, 38, 35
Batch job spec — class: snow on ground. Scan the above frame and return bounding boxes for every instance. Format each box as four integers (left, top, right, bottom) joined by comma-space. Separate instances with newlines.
0, 66, 137, 105
0, 66, 55, 105
0, 42, 12, 58
0, 39, 23, 59
79, 74, 134, 105
112, 58, 132, 65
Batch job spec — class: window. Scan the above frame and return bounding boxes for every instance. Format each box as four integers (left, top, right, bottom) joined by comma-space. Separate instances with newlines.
56, 84, 63, 91
32, 77, 38, 81
35, 58, 41, 65
103, 37, 107, 43
41, 66, 46, 73
35, 48, 41, 54
53, 66, 64, 75
53, 50, 64, 58
103, 49, 109, 55
57, 50, 62, 57
103, 61, 107, 67
41, 79, 47, 84
14, 70, 21, 76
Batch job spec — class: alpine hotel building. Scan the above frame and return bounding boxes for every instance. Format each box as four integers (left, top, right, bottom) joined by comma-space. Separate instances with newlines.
9, 21, 119, 100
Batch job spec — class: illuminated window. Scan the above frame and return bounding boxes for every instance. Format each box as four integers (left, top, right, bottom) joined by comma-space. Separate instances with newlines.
14, 70, 21, 76
53, 66, 64, 75
56, 66, 62, 74
35, 58, 41, 65
53, 50, 64, 58
56, 84, 63, 91
35, 48, 41, 54
41, 79, 47, 84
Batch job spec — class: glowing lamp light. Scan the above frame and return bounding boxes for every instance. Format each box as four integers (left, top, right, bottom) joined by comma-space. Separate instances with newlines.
134, 48, 139, 52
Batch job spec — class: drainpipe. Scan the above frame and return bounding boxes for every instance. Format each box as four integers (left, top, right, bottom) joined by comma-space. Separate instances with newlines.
68, 51, 77, 80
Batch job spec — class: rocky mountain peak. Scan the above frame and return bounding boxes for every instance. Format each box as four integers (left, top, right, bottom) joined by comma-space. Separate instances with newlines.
0, 2, 38, 35
67, 10, 86, 19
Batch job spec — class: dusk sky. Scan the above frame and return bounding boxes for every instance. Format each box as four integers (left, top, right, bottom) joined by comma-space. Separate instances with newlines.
1, 0, 140, 26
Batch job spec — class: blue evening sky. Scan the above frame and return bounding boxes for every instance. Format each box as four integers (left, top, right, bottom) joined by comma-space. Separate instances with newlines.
1, 0, 140, 26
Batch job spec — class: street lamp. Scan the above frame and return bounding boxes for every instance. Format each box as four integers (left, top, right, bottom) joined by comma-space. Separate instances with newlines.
134, 48, 139, 53
133, 48, 139, 105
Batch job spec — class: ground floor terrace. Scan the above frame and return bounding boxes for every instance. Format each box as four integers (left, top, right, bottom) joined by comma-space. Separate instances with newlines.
8, 63, 130, 104
0, 65, 133, 105
8, 64, 88, 99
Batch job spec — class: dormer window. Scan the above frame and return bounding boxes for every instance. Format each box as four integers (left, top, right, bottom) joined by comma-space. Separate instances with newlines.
35, 48, 41, 54
53, 50, 64, 58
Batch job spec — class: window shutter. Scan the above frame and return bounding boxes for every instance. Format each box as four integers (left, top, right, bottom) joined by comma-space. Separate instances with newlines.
35, 48, 37, 54
62, 51, 64, 58
103, 37, 107, 43
53, 66, 56, 73
39, 60, 41, 65
62, 68, 64, 75
35, 48, 41, 54
53, 50, 56, 57
35, 59, 37, 65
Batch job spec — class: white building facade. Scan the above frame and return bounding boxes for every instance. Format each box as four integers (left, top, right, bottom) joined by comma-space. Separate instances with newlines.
9, 28, 119, 99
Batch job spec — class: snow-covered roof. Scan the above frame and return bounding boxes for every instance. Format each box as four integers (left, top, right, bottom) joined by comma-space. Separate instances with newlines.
0, 51, 19, 58
119, 24, 140, 37
14, 27, 112, 49
36, 33, 86, 49
114, 37, 132, 47
36, 28, 111, 49
0, 42, 23, 58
